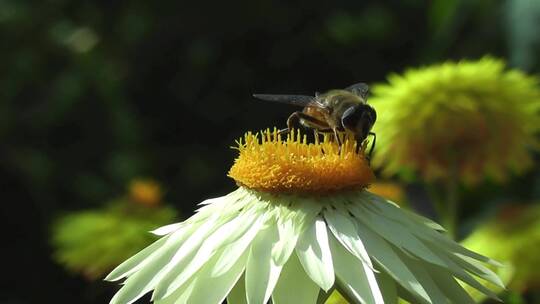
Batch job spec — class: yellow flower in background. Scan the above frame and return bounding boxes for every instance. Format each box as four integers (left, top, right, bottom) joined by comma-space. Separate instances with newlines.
367, 182, 406, 205
52, 180, 177, 280
107, 130, 503, 304
370, 57, 540, 185
462, 204, 540, 295
129, 178, 163, 207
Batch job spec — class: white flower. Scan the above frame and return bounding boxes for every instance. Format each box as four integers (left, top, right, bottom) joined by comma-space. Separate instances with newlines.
106, 130, 503, 303
106, 188, 503, 304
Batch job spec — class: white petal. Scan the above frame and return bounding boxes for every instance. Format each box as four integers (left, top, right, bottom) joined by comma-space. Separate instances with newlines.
154, 278, 196, 304
153, 209, 261, 300
353, 220, 431, 303
420, 226, 503, 267
295, 218, 335, 291
151, 223, 183, 236
376, 270, 398, 304
198, 195, 227, 206
109, 223, 202, 304
357, 198, 500, 301
431, 233, 502, 267
272, 216, 299, 266
350, 202, 449, 268
156, 247, 248, 304
363, 193, 500, 267
189, 192, 246, 225
182, 251, 248, 304
271, 197, 319, 266
105, 234, 170, 282
271, 253, 320, 304
324, 208, 373, 268
211, 213, 268, 276
452, 254, 505, 288
190, 196, 228, 220
420, 243, 500, 299
426, 265, 476, 304
227, 275, 248, 304
396, 286, 422, 304
403, 209, 446, 231
396, 251, 448, 304
329, 232, 384, 304
362, 192, 445, 232
245, 226, 282, 304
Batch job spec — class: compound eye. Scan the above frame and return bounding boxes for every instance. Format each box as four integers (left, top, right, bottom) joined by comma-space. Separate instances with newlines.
341, 106, 359, 130
368, 106, 376, 123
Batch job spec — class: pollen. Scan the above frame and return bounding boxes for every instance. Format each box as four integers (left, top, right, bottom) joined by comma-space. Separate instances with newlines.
228, 129, 374, 194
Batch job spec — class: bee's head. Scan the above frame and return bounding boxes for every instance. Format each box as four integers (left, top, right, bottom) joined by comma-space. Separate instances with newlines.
341, 104, 377, 140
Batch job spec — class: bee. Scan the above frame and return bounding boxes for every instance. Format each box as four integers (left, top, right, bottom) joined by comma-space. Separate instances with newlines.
253, 83, 377, 159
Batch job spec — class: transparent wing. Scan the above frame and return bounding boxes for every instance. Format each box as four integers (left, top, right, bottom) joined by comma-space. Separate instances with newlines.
252, 94, 314, 107
345, 83, 369, 99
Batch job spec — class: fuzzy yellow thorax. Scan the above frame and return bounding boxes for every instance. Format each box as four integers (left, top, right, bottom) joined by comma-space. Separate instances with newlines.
228, 129, 374, 194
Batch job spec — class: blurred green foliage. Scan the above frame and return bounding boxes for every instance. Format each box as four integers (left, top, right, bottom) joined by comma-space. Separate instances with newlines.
52, 198, 177, 280
1, 0, 539, 303
51, 178, 176, 280
463, 204, 540, 300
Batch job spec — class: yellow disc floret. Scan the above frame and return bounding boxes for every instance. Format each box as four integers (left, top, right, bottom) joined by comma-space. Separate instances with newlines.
228, 129, 374, 194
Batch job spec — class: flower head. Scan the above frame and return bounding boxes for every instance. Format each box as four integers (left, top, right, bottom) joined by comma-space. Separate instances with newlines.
52, 188, 176, 279
129, 179, 163, 207
228, 129, 373, 193
370, 57, 540, 184
107, 130, 503, 304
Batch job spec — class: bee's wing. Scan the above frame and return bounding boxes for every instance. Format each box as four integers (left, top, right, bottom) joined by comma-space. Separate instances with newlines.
345, 83, 370, 99
252, 94, 314, 107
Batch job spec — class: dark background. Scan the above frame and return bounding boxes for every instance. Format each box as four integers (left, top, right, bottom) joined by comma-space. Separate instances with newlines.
1, 0, 539, 303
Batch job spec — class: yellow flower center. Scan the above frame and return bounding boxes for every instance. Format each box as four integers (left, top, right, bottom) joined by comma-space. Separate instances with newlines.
228, 129, 374, 194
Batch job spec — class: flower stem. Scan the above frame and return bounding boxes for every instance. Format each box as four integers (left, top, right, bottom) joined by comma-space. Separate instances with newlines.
428, 162, 460, 240
443, 170, 459, 239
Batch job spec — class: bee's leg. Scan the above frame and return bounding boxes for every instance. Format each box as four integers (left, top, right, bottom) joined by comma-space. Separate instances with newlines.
333, 128, 342, 152
277, 128, 290, 135
280, 112, 328, 135
311, 128, 332, 154
313, 128, 334, 141
366, 132, 376, 163
278, 112, 302, 136
295, 112, 328, 128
